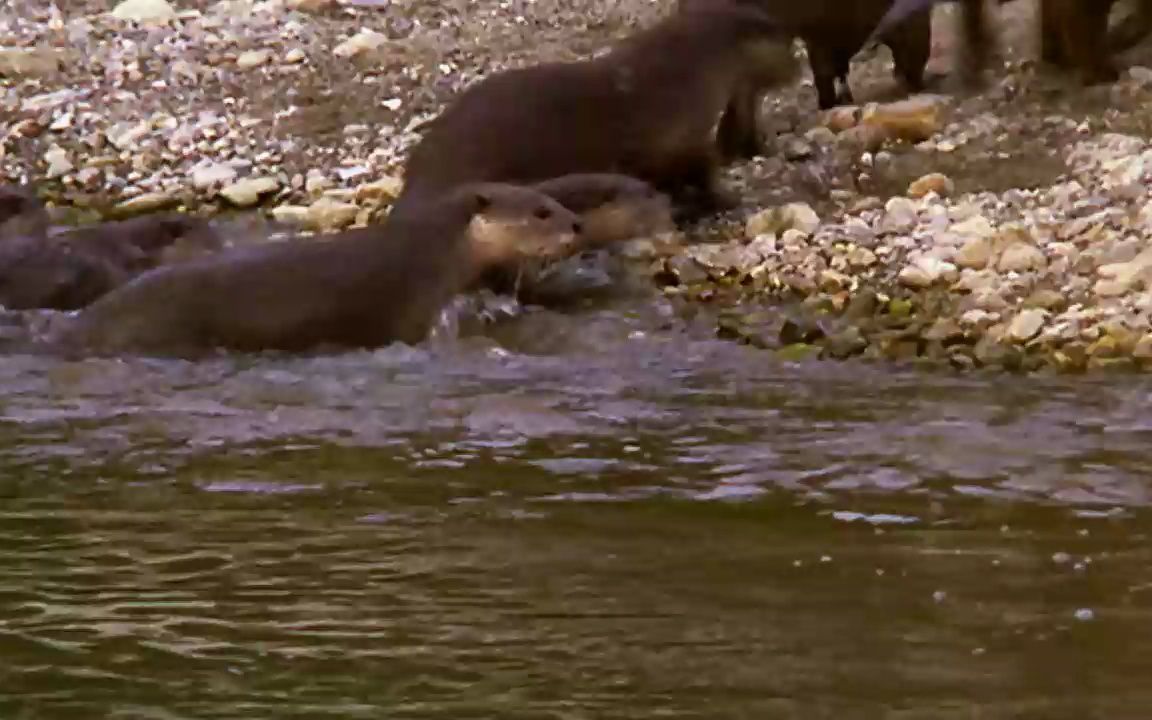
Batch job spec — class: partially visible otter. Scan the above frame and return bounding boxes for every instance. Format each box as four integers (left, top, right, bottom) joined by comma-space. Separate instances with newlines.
52, 184, 583, 357
0, 214, 223, 311
476, 173, 676, 302
391, 4, 795, 220
680, 0, 931, 121
0, 185, 49, 240
528, 173, 675, 248
866, 0, 1149, 88
1110, 0, 1152, 52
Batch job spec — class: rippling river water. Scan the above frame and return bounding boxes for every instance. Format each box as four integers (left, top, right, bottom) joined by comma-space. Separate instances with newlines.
3, 301, 1152, 719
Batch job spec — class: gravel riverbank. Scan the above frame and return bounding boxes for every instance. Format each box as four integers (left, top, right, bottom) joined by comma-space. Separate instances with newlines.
4, 0, 1152, 371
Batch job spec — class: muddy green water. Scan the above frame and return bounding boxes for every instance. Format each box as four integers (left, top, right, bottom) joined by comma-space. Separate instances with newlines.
2, 303, 1152, 719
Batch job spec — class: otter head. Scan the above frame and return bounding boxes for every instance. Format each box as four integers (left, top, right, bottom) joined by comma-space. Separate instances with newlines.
461, 184, 584, 270
0, 186, 49, 241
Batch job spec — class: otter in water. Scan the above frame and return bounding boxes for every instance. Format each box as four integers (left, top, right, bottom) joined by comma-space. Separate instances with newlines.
0, 214, 224, 311
51, 183, 584, 357
391, 4, 795, 220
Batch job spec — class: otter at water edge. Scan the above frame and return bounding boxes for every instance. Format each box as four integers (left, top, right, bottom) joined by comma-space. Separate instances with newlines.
51, 183, 584, 357
0, 214, 223, 311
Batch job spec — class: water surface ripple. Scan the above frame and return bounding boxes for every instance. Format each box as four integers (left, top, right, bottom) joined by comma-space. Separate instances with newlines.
2, 309, 1152, 718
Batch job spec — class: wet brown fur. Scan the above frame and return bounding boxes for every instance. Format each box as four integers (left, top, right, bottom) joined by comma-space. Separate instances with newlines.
0, 214, 223, 311
474, 173, 676, 300
392, 4, 793, 220
52, 184, 583, 357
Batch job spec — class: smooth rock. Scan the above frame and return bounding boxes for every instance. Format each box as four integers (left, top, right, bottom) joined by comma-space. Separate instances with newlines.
950, 214, 996, 239
1129, 66, 1152, 86
1007, 309, 1047, 342
845, 246, 877, 268
306, 197, 360, 230
907, 172, 954, 199
1133, 333, 1152, 359
823, 106, 861, 133
333, 29, 389, 59
898, 257, 956, 288
0, 48, 63, 78
44, 146, 73, 178
110, 0, 176, 22
880, 196, 918, 234
220, 177, 280, 207
860, 97, 944, 144
236, 49, 272, 70
114, 191, 176, 215
997, 242, 1046, 273
190, 162, 238, 190
355, 175, 404, 203
955, 236, 994, 270
287, 0, 335, 9
270, 205, 310, 225
781, 136, 814, 161
745, 203, 820, 239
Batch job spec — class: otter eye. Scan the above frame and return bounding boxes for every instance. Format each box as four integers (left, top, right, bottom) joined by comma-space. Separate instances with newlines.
533, 207, 552, 221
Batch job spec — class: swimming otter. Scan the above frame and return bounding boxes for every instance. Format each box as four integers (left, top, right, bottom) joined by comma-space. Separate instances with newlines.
0, 214, 223, 311
52, 183, 583, 357
391, 4, 794, 220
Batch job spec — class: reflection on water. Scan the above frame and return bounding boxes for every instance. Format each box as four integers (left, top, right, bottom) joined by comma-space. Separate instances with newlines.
2, 301, 1152, 718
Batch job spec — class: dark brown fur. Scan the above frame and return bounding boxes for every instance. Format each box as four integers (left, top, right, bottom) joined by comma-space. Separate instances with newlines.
680, 0, 932, 132
52, 184, 583, 357
474, 173, 675, 301
0, 214, 223, 311
1110, 0, 1152, 52
0, 185, 49, 240
392, 5, 793, 220
870, 0, 1146, 89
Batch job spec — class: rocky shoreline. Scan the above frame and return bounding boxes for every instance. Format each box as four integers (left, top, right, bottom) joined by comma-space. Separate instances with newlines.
5, 0, 1152, 372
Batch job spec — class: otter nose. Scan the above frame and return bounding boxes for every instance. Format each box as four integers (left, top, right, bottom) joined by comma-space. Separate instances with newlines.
571, 219, 583, 234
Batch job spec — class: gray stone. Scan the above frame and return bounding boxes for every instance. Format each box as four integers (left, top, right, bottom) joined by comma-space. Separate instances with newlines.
880, 196, 918, 234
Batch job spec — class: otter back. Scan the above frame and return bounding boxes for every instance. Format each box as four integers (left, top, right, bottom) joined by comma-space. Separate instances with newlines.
0, 214, 224, 311
54, 184, 581, 357
393, 6, 791, 218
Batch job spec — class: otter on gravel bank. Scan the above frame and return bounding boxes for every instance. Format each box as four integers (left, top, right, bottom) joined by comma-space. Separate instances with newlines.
679, 0, 931, 131
391, 4, 795, 220
50, 183, 584, 357
868, 0, 1147, 88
